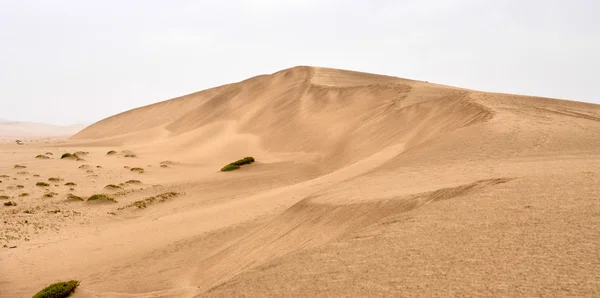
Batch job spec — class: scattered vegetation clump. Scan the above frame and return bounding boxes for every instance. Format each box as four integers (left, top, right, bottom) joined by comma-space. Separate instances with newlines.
36, 154, 50, 159
67, 194, 83, 201
61, 153, 76, 159
220, 157, 255, 172
104, 184, 122, 189
45, 152, 53, 156
0, 174, 9, 178
32, 280, 80, 298
159, 160, 174, 165
0, 195, 9, 199
124, 166, 130, 169
160, 164, 168, 168
16, 185, 24, 189
33, 174, 40, 177
87, 194, 117, 202
4, 201, 16, 206
15, 140, 23, 145
122, 192, 181, 209
124, 154, 137, 158
48, 177, 63, 182
14, 164, 27, 169
106, 150, 117, 155
74, 151, 89, 156
43, 192, 58, 198
130, 167, 144, 173
17, 171, 28, 175
125, 180, 141, 184
65, 182, 77, 186
86, 170, 94, 173
19, 193, 29, 197
96, 166, 102, 168
36, 182, 50, 187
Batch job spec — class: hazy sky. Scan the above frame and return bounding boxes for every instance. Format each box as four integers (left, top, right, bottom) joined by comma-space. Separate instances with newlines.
1, 0, 598, 125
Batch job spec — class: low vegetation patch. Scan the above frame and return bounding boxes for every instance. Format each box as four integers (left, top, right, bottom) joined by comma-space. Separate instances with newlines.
104, 184, 122, 189
17, 171, 28, 175
220, 157, 255, 172
74, 151, 89, 156
120, 192, 181, 209
48, 177, 63, 182
36, 154, 50, 159
125, 180, 141, 184
106, 150, 117, 155
130, 167, 144, 173
36, 182, 50, 187
61, 153, 76, 159
160, 164, 168, 168
33, 174, 40, 177
65, 182, 77, 186
0, 174, 9, 178
16, 185, 24, 188
4, 201, 17, 206
67, 194, 83, 201
0, 195, 9, 199
14, 164, 27, 169
45, 152, 53, 156
87, 194, 117, 202
33, 280, 80, 298
43, 192, 58, 198
124, 154, 137, 158
19, 193, 29, 197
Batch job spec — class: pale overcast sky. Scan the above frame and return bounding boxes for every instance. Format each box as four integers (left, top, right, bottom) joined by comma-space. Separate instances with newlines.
1, 0, 598, 125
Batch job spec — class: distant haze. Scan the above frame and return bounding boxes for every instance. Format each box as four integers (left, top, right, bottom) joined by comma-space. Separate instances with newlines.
1, 0, 598, 126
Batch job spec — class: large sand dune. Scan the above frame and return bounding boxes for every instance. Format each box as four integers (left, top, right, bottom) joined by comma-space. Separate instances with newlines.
1, 66, 599, 297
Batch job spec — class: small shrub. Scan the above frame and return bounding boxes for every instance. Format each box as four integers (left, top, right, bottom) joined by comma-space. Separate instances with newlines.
0, 174, 9, 178
105, 184, 122, 189
17, 171, 28, 175
4, 201, 16, 206
74, 151, 89, 156
124, 154, 137, 158
45, 152, 53, 156
33, 174, 40, 177
61, 153, 76, 159
36, 155, 50, 159
130, 167, 144, 173
87, 194, 117, 202
125, 180, 141, 184
65, 182, 77, 186
86, 170, 94, 173
106, 150, 117, 155
124, 166, 130, 169
0, 195, 9, 199
36, 182, 50, 187
160, 164, 168, 168
16, 185, 24, 188
221, 164, 240, 171
32, 280, 80, 298
48, 177, 63, 182
96, 165, 102, 168
43, 193, 57, 198
67, 194, 83, 201
14, 164, 27, 169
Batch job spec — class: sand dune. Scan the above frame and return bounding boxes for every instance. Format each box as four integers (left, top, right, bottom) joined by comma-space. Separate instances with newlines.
1, 66, 599, 297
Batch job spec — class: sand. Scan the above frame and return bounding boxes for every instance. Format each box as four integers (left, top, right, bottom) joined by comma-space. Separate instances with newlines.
1, 66, 599, 297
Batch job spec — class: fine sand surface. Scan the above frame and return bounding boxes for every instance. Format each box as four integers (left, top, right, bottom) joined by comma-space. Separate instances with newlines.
1, 66, 599, 297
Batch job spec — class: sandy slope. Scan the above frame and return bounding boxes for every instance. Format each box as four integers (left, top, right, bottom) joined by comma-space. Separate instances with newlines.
1, 66, 599, 297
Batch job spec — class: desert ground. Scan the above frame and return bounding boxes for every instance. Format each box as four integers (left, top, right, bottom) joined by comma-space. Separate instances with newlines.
1, 66, 599, 297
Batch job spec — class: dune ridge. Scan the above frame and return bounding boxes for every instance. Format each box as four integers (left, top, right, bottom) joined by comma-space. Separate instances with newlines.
1, 66, 599, 297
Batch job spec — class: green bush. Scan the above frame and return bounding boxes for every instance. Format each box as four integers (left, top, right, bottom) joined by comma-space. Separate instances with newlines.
33, 280, 80, 298
124, 154, 137, 158
220, 164, 241, 171
48, 177, 62, 182
36, 155, 50, 159
45, 152, 53, 156
16, 185, 24, 188
87, 194, 116, 202
220, 157, 255, 171
4, 201, 16, 206
14, 164, 27, 169
106, 150, 117, 155
105, 184, 121, 189
43, 192, 58, 198
0, 195, 9, 200
19, 193, 29, 197
64, 182, 76, 186
125, 180, 141, 184
61, 153, 74, 159
36, 182, 50, 187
